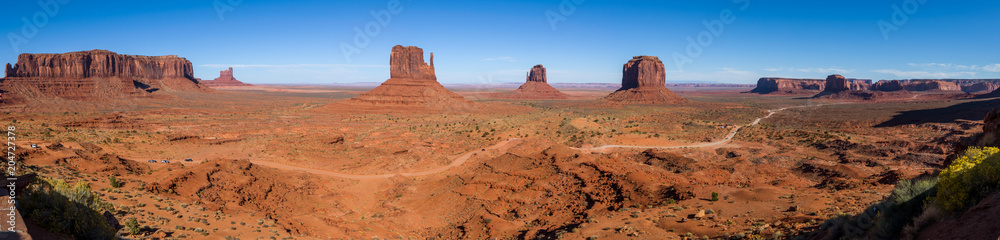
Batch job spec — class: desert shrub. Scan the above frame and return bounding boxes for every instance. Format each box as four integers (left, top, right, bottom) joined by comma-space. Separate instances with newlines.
900, 205, 944, 240
109, 175, 122, 188
125, 218, 140, 235
711, 192, 719, 201
869, 176, 939, 239
21, 178, 116, 240
931, 147, 1000, 211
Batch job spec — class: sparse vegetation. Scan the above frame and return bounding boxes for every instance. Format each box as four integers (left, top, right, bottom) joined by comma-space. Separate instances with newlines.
21, 179, 116, 240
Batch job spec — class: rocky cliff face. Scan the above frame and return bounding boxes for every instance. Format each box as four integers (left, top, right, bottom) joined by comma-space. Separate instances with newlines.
489, 64, 568, 100
902, 80, 961, 92
619, 56, 665, 89
824, 74, 851, 92
6, 49, 195, 79
344, 45, 473, 110
604, 56, 686, 104
0, 50, 205, 104
527, 64, 546, 83
961, 82, 999, 93
872, 80, 905, 91
201, 67, 251, 87
389, 45, 436, 80
872, 80, 962, 92
750, 78, 826, 94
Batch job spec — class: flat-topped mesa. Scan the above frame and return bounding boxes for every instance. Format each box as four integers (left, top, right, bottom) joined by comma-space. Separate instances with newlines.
6, 49, 195, 79
824, 74, 851, 92
750, 78, 826, 94
389, 45, 436, 80
527, 64, 546, 83
201, 67, 251, 87
604, 55, 686, 104
0, 50, 206, 104
343, 45, 474, 110
620, 56, 665, 89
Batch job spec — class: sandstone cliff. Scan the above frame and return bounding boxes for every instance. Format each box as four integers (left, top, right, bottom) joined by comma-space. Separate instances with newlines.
343, 45, 474, 110
824, 74, 851, 92
0, 50, 206, 104
488, 64, 569, 100
603, 56, 686, 104
749, 78, 825, 94
201, 67, 251, 87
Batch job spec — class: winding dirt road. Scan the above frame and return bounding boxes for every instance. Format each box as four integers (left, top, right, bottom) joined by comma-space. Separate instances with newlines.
574, 103, 836, 151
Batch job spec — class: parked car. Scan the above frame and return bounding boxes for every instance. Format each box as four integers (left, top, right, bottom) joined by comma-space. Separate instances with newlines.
148, 160, 157, 163
30, 144, 39, 148
184, 158, 193, 162
481, 149, 486, 151
161, 160, 170, 163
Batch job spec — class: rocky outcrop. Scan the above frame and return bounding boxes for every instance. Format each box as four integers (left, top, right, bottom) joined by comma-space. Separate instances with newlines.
979, 108, 1000, 147
902, 80, 961, 92
872, 80, 962, 92
603, 56, 686, 104
488, 64, 569, 100
0, 50, 206, 104
872, 80, 905, 91
527, 64, 546, 83
200, 67, 251, 87
390, 45, 436, 80
749, 78, 826, 94
962, 82, 999, 93
824, 74, 851, 92
343, 45, 474, 110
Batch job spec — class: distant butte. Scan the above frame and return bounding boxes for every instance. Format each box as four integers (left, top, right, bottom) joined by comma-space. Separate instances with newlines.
0, 49, 207, 104
488, 64, 569, 100
603, 56, 686, 104
342, 45, 475, 110
200, 67, 251, 87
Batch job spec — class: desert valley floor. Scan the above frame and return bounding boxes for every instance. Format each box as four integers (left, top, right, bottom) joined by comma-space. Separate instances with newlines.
6, 85, 997, 239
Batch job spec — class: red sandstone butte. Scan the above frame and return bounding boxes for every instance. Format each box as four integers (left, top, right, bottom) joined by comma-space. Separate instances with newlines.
344, 45, 474, 109
489, 64, 569, 100
749, 78, 826, 94
603, 56, 686, 104
201, 67, 251, 87
0, 49, 207, 104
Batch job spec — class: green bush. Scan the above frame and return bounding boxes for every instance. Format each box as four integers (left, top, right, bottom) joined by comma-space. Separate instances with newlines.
21, 178, 116, 240
125, 218, 140, 235
109, 175, 122, 188
711, 192, 719, 202
931, 147, 1000, 211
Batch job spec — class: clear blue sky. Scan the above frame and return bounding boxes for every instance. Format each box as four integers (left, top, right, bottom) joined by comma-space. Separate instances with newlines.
2, 0, 998, 84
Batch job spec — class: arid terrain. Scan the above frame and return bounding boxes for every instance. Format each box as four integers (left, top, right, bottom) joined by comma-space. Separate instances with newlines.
6, 82, 998, 239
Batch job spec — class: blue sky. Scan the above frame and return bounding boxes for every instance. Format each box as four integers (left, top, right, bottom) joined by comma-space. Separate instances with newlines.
2, 0, 999, 84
